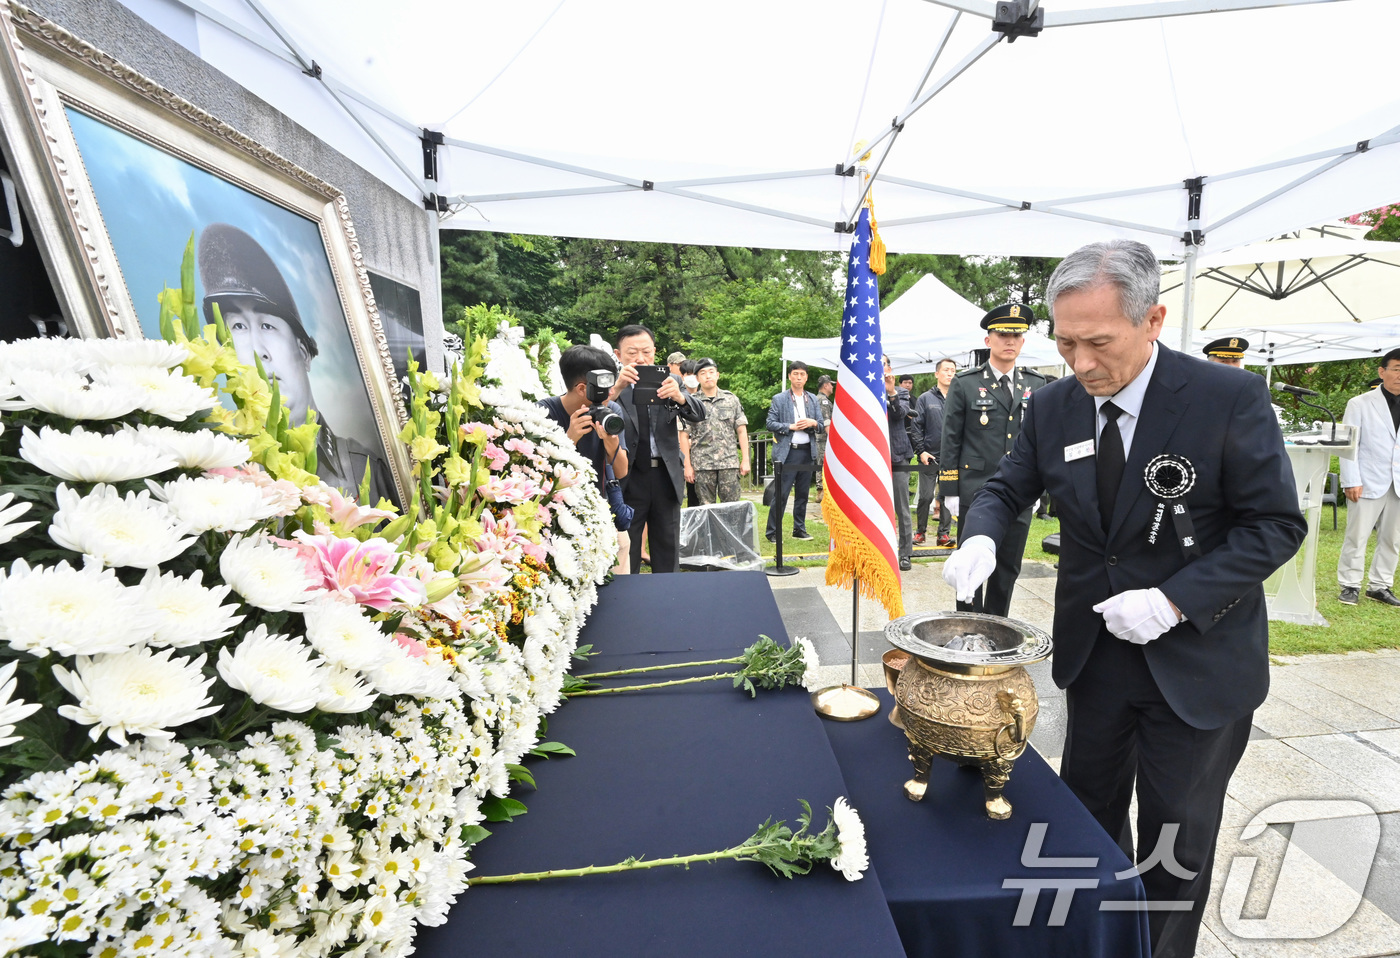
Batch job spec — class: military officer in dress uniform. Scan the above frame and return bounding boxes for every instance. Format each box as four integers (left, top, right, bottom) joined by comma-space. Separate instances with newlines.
1203, 336, 1249, 368
939, 303, 1049, 616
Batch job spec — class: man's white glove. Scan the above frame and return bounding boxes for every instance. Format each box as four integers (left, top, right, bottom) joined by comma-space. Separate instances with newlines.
1092, 588, 1182, 645
942, 535, 997, 604
944, 496, 960, 519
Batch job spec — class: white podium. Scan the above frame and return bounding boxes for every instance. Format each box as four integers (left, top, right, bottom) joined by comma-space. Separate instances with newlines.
1264, 425, 1358, 627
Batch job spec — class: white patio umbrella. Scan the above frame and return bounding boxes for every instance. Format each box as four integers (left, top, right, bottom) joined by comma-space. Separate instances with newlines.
1160, 223, 1400, 333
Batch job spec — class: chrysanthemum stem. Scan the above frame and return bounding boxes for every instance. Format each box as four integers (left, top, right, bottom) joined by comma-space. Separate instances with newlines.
574, 657, 743, 679
564, 672, 734, 696
469, 844, 764, 884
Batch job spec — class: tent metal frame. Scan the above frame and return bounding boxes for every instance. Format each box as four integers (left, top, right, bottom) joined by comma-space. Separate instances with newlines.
159, 0, 1382, 350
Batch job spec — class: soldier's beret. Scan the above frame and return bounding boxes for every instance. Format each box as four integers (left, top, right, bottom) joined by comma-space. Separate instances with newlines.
1202, 336, 1248, 359
981, 303, 1032, 333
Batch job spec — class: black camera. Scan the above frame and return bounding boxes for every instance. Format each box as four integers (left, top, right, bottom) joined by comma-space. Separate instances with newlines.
584, 369, 624, 435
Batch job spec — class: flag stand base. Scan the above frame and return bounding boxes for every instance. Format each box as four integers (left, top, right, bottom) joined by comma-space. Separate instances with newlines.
811, 684, 881, 721
765, 564, 799, 577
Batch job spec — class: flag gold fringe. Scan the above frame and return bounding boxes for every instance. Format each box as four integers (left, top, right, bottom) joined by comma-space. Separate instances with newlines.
821, 487, 905, 619
868, 212, 887, 275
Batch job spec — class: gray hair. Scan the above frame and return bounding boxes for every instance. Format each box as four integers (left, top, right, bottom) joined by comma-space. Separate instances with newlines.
1045, 239, 1160, 326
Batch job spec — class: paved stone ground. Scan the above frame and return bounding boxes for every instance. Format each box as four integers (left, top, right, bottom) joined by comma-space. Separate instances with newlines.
765, 549, 1400, 957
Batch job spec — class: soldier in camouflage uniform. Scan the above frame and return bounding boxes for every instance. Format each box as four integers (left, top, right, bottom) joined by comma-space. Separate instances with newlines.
684, 358, 750, 503
813, 375, 834, 496
939, 303, 1049, 617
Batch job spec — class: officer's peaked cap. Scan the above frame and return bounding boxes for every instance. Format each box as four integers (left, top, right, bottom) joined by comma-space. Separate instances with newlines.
981, 303, 1033, 333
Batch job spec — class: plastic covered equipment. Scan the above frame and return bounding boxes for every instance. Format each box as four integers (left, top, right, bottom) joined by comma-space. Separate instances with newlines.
678, 500, 764, 572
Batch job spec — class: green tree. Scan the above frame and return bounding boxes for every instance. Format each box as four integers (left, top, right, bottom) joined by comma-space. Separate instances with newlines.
439, 231, 578, 337
684, 280, 842, 430
879, 253, 1060, 331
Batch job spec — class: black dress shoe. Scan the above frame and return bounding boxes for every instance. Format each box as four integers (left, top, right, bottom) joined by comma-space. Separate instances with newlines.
792, 530, 815, 541
1367, 587, 1400, 606
1339, 586, 1360, 605
899, 557, 911, 571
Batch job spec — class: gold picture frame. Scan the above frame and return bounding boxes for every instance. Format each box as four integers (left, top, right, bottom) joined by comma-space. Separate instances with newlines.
0, 1, 412, 507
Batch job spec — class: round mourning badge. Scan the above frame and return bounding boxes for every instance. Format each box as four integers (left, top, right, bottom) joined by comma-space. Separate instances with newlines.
1144, 454, 1196, 499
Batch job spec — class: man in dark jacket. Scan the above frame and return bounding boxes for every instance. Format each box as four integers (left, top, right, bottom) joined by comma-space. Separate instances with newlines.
945, 240, 1306, 958
913, 358, 956, 546
884, 357, 914, 570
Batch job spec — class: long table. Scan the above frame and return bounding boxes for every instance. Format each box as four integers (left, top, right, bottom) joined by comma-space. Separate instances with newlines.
416, 572, 1150, 957
416, 572, 905, 956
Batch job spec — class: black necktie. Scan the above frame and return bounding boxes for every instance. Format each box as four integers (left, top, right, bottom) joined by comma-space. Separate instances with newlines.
999, 374, 1010, 391
634, 402, 651, 471
1097, 401, 1125, 531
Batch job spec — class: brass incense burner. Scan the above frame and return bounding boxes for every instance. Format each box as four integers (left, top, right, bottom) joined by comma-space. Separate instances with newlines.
884, 611, 1052, 820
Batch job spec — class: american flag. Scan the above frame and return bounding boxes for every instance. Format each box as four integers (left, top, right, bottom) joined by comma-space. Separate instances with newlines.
821, 205, 903, 616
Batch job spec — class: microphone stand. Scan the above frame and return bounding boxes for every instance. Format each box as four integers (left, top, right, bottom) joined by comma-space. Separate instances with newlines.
1293, 394, 1347, 445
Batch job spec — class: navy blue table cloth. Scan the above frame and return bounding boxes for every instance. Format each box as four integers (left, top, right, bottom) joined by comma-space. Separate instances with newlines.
822, 689, 1151, 958
415, 572, 905, 957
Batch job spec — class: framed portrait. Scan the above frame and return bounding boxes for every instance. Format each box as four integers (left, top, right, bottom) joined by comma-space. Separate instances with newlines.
0, 2, 411, 507
367, 272, 427, 392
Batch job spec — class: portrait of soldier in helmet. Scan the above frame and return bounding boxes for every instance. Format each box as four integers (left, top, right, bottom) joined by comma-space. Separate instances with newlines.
199, 223, 396, 505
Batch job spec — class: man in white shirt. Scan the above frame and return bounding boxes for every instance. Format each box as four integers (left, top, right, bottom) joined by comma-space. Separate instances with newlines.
1338, 348, 1400, 606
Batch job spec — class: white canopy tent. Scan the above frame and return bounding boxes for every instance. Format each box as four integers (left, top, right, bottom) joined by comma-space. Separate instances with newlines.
1166, 319, 1400, 367
118, 0, 1400, 349
782, 272, 1061, 373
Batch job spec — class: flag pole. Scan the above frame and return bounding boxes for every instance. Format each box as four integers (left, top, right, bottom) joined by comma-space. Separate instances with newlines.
812, 573, 880, 720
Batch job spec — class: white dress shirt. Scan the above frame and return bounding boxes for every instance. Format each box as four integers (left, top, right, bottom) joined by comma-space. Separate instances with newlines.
1094, 342, 1160, 458
790, 391, 810, 445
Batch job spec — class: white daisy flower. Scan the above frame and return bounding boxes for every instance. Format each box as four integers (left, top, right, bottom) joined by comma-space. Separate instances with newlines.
829, 797, 869, 881
0, 914, 52, 952
48, 483, 195, 569
219, 534, 319, 612
95, 364, 217, 421
19, 425, 179, 483
53, 648, 218, 746
139, 568, 244, 648
0, 660, 41, 747
316, 665, 378, 714
147, 474, 281, 534
125, 425, 250, 470
0, 492, 37, 546
216, 625, 325, 713
0, 558, 156, 657
79, 339, 190, 370
0, 368, 144, 419
303, 599, 395, 671
794, 637, 821, 691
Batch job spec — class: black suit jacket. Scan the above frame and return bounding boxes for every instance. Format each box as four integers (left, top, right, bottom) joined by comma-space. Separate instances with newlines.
618, 381, 706, 502
962, 345, 1305, 729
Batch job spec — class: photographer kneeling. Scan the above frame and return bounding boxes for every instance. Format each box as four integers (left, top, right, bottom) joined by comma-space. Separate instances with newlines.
540, 345, 632, 574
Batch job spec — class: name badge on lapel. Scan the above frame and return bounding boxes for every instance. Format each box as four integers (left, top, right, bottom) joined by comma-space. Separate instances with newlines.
1064, 440, 1095, 462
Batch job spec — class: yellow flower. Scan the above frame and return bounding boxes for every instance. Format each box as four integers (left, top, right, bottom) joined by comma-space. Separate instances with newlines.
443, 456, 470, 487
427, 541, 457, 571
420, 371, 442, 393
284, 422, 318, 457
409, 435, 447, 463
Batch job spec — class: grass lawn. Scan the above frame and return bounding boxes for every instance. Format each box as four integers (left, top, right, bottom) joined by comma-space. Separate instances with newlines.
745, 487, 1400, 656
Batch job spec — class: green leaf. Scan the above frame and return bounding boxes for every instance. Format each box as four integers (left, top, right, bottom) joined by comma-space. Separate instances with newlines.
460, 824, 493, 846
529, 741, 576, 758
506, 763, 536, 790
480, 795, 529, 822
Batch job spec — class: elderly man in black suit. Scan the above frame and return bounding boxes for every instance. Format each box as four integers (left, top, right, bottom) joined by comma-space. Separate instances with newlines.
607, 324, 706, 573
945, 240, 1305, 958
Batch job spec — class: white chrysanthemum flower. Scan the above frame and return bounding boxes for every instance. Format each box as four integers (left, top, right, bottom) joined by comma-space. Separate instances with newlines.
19, 425, 179, 483
147, 474, 280, 533
829, 797, 869, 881
125, 424, 250, 469
0, 660, 41, 747
0, 914, 51, 952
316, 665, 378, 713
95, 364, 217, 421
794, 637, 820, 691
48, 483, 195, 569
0, 558, 156, 657
52, 648, 218, 746
216, 625, 325, 712
367, 643, 456, 699
0, 492, 37, 546
139, 568, 245, 648
0, 337, 91, 375
79, 339, 189, 370
219, 534, 319, 612
0, 367, 146, 419
303, 599, 395, 671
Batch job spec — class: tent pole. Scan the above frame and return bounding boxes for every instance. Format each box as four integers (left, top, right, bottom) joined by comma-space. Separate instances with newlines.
1178, 245, 1199, 354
